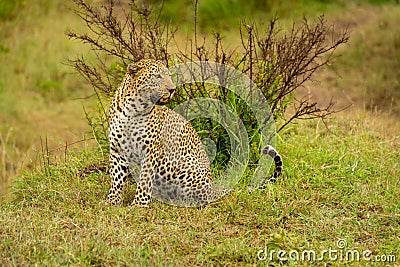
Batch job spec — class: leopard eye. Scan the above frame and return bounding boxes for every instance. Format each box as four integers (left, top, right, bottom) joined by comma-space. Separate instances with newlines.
155, 74, 162, 79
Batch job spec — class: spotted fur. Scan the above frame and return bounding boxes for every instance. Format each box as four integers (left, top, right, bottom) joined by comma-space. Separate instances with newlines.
105, 59, 283, 207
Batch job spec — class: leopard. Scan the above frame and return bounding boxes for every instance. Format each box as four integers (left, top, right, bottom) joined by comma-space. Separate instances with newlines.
105, 59, 283, 207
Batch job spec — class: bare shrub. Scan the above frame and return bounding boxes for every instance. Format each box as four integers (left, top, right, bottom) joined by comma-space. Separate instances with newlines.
67, 0, 349, 169
67, 0, 348, 124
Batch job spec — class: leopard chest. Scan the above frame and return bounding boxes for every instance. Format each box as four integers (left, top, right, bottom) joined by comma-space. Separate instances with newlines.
109, 112, 150, 165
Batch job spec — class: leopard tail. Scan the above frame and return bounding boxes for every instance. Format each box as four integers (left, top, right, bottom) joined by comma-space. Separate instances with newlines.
259, 145, 283, 188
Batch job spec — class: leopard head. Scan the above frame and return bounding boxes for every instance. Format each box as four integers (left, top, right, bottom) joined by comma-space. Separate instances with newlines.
128, 59, 175, 103
112, 59, 176, 115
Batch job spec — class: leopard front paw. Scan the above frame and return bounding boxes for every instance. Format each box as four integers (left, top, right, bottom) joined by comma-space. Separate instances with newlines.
103, 193, 122, 206
131, 198, 149, 208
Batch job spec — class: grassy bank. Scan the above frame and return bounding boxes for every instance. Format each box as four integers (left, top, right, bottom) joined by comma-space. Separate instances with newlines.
0, 110, 398, 266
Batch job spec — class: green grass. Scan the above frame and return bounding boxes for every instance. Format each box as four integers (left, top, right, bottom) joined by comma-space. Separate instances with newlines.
0, 111, 398, 266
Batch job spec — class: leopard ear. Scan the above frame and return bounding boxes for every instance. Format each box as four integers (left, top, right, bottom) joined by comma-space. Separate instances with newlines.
156, 59, 166, 66
126, 62, 142, 76
127, 59, 155, 75
126, 59, 165, 75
